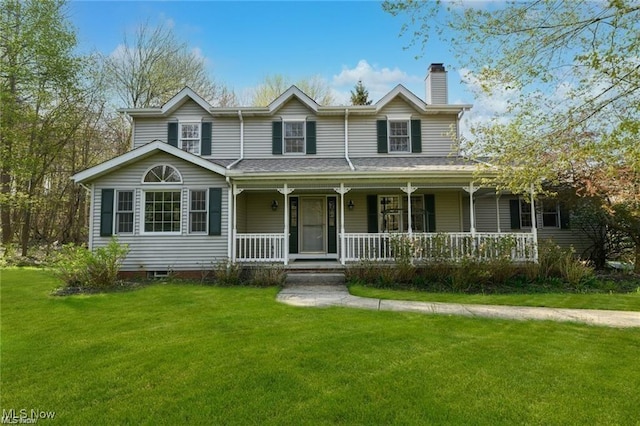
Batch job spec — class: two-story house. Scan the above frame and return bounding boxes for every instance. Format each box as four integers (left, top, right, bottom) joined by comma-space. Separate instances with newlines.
72, 64, 587, 275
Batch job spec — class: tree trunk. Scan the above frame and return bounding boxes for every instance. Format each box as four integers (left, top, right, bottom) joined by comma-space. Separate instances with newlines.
20, 206, 31, 257
635, 243, 640, 275
1, 170, 11, 245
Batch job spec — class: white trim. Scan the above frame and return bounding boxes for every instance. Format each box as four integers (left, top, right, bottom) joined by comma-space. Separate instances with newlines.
179, 121, 202, 156
72, 141, 227, 184
161, 87, 212, 115
140, 189, 183, 235
188, 189, 208, 234
376, 85, 427, 112
269, 86, 319, 113
283, 120, 306, 155
387, 119, 411, 154
141, 163, 183, 184
114, 189, 135, 235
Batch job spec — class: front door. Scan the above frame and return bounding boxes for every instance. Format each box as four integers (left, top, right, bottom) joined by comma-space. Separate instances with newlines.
301, 197, 325, 253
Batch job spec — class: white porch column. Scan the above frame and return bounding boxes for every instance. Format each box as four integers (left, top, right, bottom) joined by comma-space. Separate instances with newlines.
530, 185, 539, 262
463, 182, 479, 235
400, 182, 417, 235
277, 183, 294, 265
334, 183, 351, 265
232, 184, 244, 263
495, 191, 501, 233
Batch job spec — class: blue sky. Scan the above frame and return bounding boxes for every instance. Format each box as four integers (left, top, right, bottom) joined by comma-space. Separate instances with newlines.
68, 1, 474, 106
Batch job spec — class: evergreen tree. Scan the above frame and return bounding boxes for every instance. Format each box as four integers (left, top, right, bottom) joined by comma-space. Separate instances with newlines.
350, 80, 372, 105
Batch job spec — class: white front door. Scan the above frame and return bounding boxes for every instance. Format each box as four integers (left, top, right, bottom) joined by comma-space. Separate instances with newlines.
300, 197, 325, 253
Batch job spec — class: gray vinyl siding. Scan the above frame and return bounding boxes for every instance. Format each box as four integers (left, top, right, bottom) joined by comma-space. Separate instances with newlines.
275, 98, 315, 116
348, 98, 459, 157
243, 117, 273, 158
243, 115, 343, 158
211, 117, 240, 159
473, 196, 592, 256
90, 152, 229, 271
242, 192, 287, 233
133, 118, 166, 148
133, 100, 241, 159
315, 116, 344, 157
421, 115, 458, 156
426, 72, 448, 105
435, 192, 463, 232
343, 192, 369, 233
235, 192, 247, 233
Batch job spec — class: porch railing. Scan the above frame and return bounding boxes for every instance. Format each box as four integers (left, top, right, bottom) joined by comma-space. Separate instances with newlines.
341, 232, 536, 263
235, 232, 536, 263
235, 233, 285, 262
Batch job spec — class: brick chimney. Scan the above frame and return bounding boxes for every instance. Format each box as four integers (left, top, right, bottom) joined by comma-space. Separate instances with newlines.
425, 63, 448, 105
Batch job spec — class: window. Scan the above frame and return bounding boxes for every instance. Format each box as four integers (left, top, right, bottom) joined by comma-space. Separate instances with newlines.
189, 190, 207, 233
388, 121, 410, 152
379, 196, 401, 232
180, 123, 200, 154
520, 200, 532, 228
143, 165, 182, 183
284, 121, 305, 153
143, 191, 181, 233
116, 191, 134, 234
541, 201, 560, 228
402, 196, 425, 232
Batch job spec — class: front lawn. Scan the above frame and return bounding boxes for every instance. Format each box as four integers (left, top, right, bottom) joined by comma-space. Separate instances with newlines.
2, 268, 639, 424
349, 284, 640, 312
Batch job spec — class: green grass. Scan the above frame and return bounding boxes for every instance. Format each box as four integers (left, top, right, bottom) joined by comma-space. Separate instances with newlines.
2, 268, 640, 425
349, 284, 640, 312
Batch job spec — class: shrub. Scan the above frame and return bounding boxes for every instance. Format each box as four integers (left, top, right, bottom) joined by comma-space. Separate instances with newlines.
211, 261, 243, 286
250, 265, 286, 287
51, 238, 129, 289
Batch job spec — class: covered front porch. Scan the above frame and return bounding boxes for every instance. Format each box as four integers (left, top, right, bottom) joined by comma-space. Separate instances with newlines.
227, 180, 539, 265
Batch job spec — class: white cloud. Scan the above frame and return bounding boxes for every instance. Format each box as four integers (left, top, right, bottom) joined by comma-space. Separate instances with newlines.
331, 60, 421, 103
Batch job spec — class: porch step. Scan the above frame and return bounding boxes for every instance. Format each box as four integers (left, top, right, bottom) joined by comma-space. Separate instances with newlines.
285, 272, 346, 287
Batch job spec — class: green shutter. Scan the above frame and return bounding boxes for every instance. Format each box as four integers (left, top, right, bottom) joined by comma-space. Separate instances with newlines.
209, 188, 222, 236
559, 202, 570, 229
411, 119, 422, 153
367, 195, 378, 233
272, 121, 283, 155
327, 197, 337, 253
289, 197, 298, 253
306, 121, 316, 154
168, 122, 178, 147
100, 189, 114, 236
376, 120, 388, 153
201, 122, 212, 156
509, 199, 521, 229
424, 194, 436, 232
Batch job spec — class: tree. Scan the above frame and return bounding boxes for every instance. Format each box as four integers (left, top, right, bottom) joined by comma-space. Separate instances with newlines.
251, 74, 334, 106
384, 0, 640, 271
1, 0, 86, 253
350, 80, 372, 105
104, 20, 236, 108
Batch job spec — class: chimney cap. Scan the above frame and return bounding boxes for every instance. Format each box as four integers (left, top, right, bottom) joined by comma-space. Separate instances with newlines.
429, 63, 446, 72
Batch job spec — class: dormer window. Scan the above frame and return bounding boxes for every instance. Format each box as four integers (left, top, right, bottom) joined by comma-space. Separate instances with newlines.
180, 122, 201, 155
284, 121, 305, 153
389, 121, 410, 153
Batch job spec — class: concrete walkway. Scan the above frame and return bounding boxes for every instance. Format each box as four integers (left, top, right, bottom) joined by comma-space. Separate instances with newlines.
277, 281, 640, 328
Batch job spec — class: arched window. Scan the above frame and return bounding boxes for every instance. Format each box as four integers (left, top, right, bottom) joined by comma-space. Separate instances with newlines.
143, 164, 182, 183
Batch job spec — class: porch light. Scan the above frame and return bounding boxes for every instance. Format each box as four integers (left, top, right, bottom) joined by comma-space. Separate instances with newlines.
271, 200, 278, 211
348, 199, 355, 210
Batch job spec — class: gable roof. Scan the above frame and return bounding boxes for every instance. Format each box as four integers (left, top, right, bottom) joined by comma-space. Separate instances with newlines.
268, 85, 320, 114
117, 87, 213, 117
72, 141, 227, 184
161, 87, 213, 114
375, 84, 427, 112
